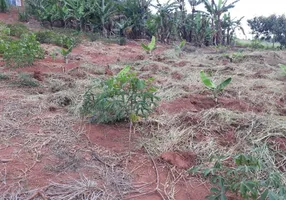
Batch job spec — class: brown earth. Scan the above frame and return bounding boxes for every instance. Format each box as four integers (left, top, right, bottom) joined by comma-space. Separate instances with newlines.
1, 9, 286, 200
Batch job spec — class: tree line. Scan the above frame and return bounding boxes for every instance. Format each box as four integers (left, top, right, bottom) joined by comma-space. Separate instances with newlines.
20, 0, 244, 46
248, 14, 286, 48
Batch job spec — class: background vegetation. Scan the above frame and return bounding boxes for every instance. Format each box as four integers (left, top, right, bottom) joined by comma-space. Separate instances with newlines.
20, 0, 245, 46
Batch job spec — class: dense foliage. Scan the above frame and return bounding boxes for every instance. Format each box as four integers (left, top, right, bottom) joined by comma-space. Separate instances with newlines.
23, 0, 244, 46
1, 33, 44, 67
0, 23, 44, 67
248, 14, 286, 48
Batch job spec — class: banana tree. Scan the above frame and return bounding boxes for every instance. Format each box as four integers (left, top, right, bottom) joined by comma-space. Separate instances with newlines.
117, 0, 152, 39
221, 13, 245, 45
203, 0, 240, 45
176, 0, 187, 40
92, 0, 116, 37
64, 0, 96, 31
151, 0, 179, 43
192, 12, 212, 46
187, 0, 203, 42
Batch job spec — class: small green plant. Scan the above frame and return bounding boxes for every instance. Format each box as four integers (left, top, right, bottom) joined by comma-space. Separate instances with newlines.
251, 39, 264, 49
141, 36, 156, 56
0, 22, 10, 36
50, 50, 57, 61
35, 31, 76, 48
175, 40, 186, 51
174, 40, 186, 57
60, 46, 73, 64
224, 52, 244, 63
279, 64, 286, 75
18, 10, 29, 22
231, 52, 244, 62
3, 33, 44, 67
189, 154, 286, 200
200, 70, 232, 102
7, 24, 29, 37
81, 66, 159, 124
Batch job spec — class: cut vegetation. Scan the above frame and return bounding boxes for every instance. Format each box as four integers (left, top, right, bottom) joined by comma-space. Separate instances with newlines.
0, 1, 286, 200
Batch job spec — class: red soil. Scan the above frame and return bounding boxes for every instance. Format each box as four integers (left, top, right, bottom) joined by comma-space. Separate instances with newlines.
159, 94, 263, 114
0, 11, 243, 199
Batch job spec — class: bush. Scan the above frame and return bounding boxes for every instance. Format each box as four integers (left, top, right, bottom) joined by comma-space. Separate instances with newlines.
3, 33, 44, 67
7, 23, 29, 37
35, 30, 75, 48
18, 10, 29, 22
35, 30, 55, 44
250, 39, 265, 49
81, 66, 159, 123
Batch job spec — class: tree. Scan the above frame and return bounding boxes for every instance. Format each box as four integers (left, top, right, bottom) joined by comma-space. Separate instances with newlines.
187, 0, 203, 42
247, 14, 286, 48
151, 0, 179, 43
222, 13, 244, 45
118, 0, 152, 39
203, 0, 240, 45
247, 15, 278, 41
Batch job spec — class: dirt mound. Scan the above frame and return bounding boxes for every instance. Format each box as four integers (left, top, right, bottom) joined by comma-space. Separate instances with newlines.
159, 94, 259, 114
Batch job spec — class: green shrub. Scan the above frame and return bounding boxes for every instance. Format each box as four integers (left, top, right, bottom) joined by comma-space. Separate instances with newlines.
0, 22, 10, 36
251, 39, 265, 49
35, 30, 75, 48
7, 24, 29, 37
18, 10, 29, 22
81, 66, 159, 123
189, 153, 286, 200
174, 39, 186, 56
3, 33, 44, 67
35, 30, 55, 44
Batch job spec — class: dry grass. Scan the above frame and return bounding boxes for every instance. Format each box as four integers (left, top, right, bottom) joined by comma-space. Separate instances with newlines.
138, 108, 286, 184
1, 40, 286, 199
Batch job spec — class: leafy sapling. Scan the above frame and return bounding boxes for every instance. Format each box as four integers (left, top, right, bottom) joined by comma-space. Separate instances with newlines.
81, 66, 159, 154
200, 70, 232, 103
174, 40, 186, 57
60, 45, 73, 64
50, 50, 57, 61
141, 36, 156, 56
279, 64, 286, 75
